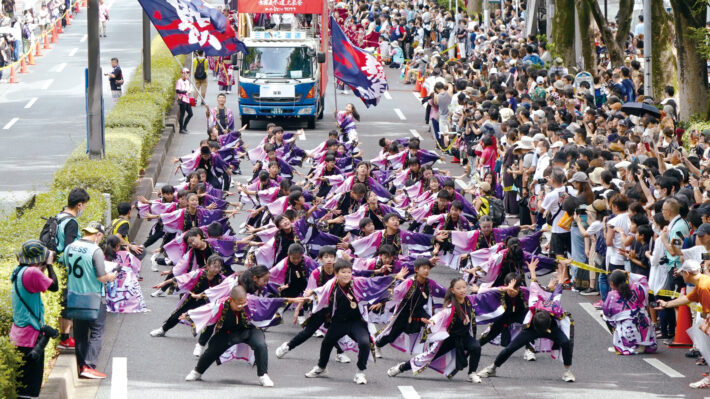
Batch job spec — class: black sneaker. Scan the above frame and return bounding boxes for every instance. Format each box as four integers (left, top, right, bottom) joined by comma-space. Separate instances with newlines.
580, 287, 600, 296
687, 349, 701, 358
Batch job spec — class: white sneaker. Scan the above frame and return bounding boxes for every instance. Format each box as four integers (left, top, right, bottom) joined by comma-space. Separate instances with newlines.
193, 343, 206, 357
185, 370, 202, 381
305, 366, 327, 378
607, 346, 617, 353
468, 372, 482, 383
314, 329, 325, 338
477, 365, 496, 378
150, 289, 166, 297
297, 315, 306, 325
690, 376, 710, 389
523, 348, 536, 361
387, 363, 404, 377
149, 327, 165, 337
275, 342, 290, 358
562, 369, 576, 382
335, 353, 351, 363
150, 253, 159, 272
353, 371, 367, 384
374, 347, 382, 358
165, 258, 173, 266
258, 374, 274, 387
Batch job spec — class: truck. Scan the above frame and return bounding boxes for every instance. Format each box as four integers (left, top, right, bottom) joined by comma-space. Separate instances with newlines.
236, 0, 329, 129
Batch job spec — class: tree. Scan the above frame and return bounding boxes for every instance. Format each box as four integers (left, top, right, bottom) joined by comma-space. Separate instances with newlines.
650, 0, 677, 100
575, 0, 596, 72
467, 0, 483, 16
669, 0, 710, 120
585, 0, 633, 67
551, 0, 576, 66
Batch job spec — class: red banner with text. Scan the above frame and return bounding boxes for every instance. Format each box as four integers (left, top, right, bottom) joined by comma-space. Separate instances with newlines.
238, 0, 323, 14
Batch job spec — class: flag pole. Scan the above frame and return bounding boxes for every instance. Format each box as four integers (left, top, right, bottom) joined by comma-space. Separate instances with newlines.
332, 52, 339, 113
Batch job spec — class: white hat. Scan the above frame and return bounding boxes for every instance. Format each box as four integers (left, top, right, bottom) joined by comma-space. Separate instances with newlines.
680, 259, 702, 273
182, 68, 190, 73
551, 141, 563, 149
535, 76, 544, 84
533, 133, 546, 142
414, 47, 424, 54
500, 108, 514, 123
569, 171, 588, 183
533, 110, 545, 119
615, 161, 631, 169
515, 136, 535, 151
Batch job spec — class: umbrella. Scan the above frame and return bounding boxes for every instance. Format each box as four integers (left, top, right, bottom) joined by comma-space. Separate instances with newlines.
621, 102, 661, 118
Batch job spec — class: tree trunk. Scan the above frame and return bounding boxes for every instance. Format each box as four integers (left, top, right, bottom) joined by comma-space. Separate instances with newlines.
669, 0, 710, 120
467, 0, 483, 16
551, 0, 576, 67
650, 0, 676, 100
585, 0, 633, 67
575, 0, 595, 73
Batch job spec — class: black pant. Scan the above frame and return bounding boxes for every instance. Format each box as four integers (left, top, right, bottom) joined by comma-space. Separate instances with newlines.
198, 325, 215, 346
74, 305, 107, 371
479, 314, 534, 351
400, 333, 480, 375
288, 309, 343, 353
163, 297, 206, 332
17, 345, 44, 398
318, 319, 370, 371
195, 327, 268, 376
549, 232, 571, 257
494, 323, 572, 367
376, 312, 417, 348
178, 102, 193, 131
143, 221, 165, 248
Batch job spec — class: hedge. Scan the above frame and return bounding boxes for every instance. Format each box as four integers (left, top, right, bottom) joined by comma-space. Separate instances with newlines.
0, 35, 183, 397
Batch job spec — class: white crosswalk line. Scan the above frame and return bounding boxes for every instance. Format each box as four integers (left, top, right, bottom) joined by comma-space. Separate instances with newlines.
398, 386, 421, 399
80, 34, 88, 42
643, 358, 685, 378
394, 108, 406, 120
69, 47, 78, 57
579, 302, 611, 334
111, 357, 128, 399
25, 97, 38, 109
42, 79, 54, 90
384, 91, 392, 100
409, 128, 422, 140
3, 118, 19, 130
53, 62, 67, 73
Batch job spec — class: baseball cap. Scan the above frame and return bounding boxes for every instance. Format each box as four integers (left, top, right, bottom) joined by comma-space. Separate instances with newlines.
182, 68, 190, 73
569, 172, 588, 183
680, 259, 702, 273
82, 221, 105, 235
479, 182, 491, 193
696, 223, 710, 236
536, 76, 544, 84
16, 239, 50, 265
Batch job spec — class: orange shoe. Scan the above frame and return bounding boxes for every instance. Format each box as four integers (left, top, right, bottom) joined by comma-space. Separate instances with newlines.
58, 337, 75, 350
80, 366, 107, 379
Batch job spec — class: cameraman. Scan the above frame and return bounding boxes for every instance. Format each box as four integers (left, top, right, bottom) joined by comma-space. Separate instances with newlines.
10, 240, 58, 399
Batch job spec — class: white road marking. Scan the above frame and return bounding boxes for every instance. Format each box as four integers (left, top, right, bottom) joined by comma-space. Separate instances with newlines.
643, 358, 685, 378
579, 302, 611, 334
80, 34, 88, 43
409, 128, 422, 140
24, 97, 38, 109
68, 47, 78, 57
411, 92, 420, 101
3, 118, 19, 130
394, 108, 406, 121
53, 62, 67, 72
298, 131, 306, 141
384, 91, 392, 100
398, 386, 421, 399
111, 357, 128, 399
42, 79, 54, 90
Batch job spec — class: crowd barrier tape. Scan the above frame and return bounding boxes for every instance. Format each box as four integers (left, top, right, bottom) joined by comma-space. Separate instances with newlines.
557, 257, 610, 275
0, 1, 80, 72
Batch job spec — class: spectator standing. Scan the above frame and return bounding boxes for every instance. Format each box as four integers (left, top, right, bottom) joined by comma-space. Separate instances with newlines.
98, 0, 109, 37
176, 68, 193, 134
193, 50, 208, 105
62, 221, 117, 379
106, 57, 123, 102
11, 240, 58, 399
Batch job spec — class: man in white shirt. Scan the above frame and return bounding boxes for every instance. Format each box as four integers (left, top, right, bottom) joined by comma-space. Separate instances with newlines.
541, 168, 577, 260
605, 193, 631, 272
532, 139, 550, 194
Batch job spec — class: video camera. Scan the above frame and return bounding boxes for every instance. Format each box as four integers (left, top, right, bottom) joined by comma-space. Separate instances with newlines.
29, 324, 59, 360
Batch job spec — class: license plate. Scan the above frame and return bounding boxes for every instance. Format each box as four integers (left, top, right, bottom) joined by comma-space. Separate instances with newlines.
272, 108, 282, 115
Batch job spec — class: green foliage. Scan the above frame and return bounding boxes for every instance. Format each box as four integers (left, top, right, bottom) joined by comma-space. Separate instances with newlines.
0, 34, 183, 394
435, 0, 465, 10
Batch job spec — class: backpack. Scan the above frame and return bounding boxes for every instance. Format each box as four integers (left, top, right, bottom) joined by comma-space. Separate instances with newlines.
39, 213, 73, 252
544, 187, 568, 226
194, 59, 207, 80
480, 195, 505, 227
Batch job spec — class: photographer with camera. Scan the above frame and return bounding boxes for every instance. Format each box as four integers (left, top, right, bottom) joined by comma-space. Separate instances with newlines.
10, 240, 58, 399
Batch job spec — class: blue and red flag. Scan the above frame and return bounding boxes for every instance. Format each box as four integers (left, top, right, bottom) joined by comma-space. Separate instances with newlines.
330, 16, 387, 107
137, 0, 246, 56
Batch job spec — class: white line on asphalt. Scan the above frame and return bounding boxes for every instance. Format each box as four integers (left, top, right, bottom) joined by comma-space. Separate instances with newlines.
24, 98, 38, 109
384, 91, 392, 100
411, 92, 420, 101
409, 129, 422, 140
80, 34, 88, 43
579, 302, 610, 334
394, 108, 406, 120
53, 62, 67, 73
299, 131, 306, 141
643, 358, 685, 378
68, 47, 78, 57
111, 357, 127, 399
42, 79, 54, 90
398, 386, 421, 399
3, 118, 19, 130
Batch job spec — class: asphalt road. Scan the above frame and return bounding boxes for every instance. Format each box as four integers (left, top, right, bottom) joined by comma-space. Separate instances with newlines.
75, 61, 706, 399
0, 0, 148, 207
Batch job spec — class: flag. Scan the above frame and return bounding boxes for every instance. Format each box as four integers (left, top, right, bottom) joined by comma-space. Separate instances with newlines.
329, 16, 387, 107
137, 0, 246, 56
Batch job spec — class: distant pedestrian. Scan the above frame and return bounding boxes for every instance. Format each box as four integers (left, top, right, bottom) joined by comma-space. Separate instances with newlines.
99, 0, 109, 37
193, 50, 208, 104
106, 57, 123, 102
176, 68, 194, 133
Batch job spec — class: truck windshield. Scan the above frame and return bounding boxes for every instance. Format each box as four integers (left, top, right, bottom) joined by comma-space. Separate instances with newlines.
241, 47, 313, 79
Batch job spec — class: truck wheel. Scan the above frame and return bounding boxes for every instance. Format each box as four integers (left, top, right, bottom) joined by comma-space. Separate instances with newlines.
317, 98, 324, 120
241, 116, 250, 129
307, 116, 316, 129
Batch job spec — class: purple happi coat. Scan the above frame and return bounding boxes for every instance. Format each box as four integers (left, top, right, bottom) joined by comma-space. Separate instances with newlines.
602, 273, 657, 355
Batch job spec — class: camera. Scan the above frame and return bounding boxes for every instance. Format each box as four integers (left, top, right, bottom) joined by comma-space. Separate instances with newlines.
574, 208, 586, 215
671, 238, 682, 246
702, 253, 710, 261
649, 300, 659, 308
29, 325, 59, 360
537, 178, 547, 185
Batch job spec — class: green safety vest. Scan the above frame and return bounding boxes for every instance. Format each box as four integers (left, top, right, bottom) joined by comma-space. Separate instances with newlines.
11, 267, 45, 331
63, 239, 104, 296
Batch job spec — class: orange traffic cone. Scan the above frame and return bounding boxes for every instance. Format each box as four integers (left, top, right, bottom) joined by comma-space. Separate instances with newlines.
35, 41, 43, 56
414, 76, 421, 92
669, 296, 694, 348
420, 84, 427, 98
56, 20, 63, 34
19, 57, 28, 73
28, 48, 35, 65
8, 64, 18, 83
75, 1, 80, 13
43, 33, 51, 49
51, 29, 57, 43
67, 13, 72, 26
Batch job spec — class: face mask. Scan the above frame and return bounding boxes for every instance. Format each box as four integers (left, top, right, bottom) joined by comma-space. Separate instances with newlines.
77, 207, 84, 217
653, 190, 661, 199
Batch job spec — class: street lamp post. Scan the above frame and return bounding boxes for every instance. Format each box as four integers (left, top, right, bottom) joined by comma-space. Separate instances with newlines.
142, 11, 151, 86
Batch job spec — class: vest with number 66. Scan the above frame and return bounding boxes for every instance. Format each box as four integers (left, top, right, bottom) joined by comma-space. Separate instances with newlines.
63, 239, 103, 295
